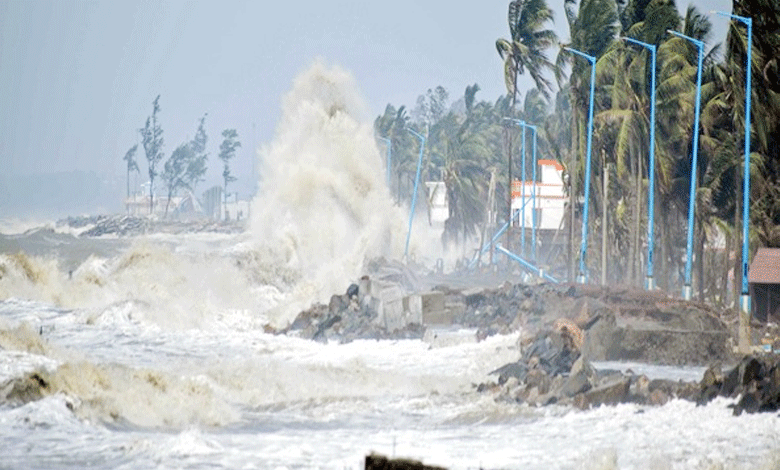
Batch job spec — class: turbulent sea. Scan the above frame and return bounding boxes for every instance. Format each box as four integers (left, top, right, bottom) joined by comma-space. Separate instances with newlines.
2, 62, 780, 469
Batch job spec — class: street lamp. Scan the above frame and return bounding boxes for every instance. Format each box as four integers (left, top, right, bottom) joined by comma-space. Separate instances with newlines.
668, 30, 704, 301
503, 118, 540, 259
515, 121, 539, 260
714, 10, 753, 351
564, 46, 596, 284
378, 137, 392, 188
621, 36, 658, 290
526, 122, 539, 262
405, 128, 426, 259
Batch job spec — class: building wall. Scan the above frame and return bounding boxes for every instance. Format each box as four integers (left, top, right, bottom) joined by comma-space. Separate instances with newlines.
511, 160, 567, 231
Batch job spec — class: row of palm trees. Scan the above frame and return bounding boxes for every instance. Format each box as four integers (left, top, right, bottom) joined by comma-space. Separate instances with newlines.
374, 0, 780, 305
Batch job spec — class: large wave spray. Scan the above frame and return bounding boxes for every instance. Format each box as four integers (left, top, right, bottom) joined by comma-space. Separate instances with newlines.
250, 61, 407, 316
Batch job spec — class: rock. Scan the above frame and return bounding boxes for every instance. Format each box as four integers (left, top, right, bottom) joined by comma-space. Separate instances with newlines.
648, 389, 669, 406
312, 314, 341, 342
701, 363, 724, 388
490, 361, 528, 385
365, 453, 447, 470
346, 283, 359, 298
525, 369, 551, 395
561, 366, 595, 397
581, 377, 631, 409
328, 294, 348, 315
628, 374, 651, 403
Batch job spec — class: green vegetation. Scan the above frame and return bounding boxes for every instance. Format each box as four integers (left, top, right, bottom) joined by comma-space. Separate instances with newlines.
122, 144, 139, 204
218, 129, 241, 216
129, 97, 240, 219
139, 95, 165, 215
161, 114, 209, 217
376, 0, 780, 304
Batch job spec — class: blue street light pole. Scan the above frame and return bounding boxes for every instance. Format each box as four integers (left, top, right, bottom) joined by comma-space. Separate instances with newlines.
378, 137, 392, 188
564, 47, 596, 284
515, 121, 539, 261
622, 36, 658, 290
527, 123, 539, 261
520, 122, 527, 256
405, 128, 426, 259
668, 30, 704, 301
504, 119, 539, 259
715, 11, 752, 349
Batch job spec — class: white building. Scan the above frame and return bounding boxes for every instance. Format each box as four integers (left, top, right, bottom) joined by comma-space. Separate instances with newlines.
425, 181, 448, 227
511, 159, 567, 231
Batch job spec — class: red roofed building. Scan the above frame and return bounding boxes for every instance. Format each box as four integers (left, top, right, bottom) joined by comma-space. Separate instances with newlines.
748, 248, 780, 322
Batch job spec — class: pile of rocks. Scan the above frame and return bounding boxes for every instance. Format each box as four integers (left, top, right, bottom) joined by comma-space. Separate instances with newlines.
480, 328, 701, 409
698, 355, 780, 415
280, 280, 424, 343
56, 214, 246, 238
79, 216, 150, 237
481, 325, 780, 414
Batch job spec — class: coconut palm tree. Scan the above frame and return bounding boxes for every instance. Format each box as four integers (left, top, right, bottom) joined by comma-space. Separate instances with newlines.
556, 0, 618, 279
496, 0, 558, 102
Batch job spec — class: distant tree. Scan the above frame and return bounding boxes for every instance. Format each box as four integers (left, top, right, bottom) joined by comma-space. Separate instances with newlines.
412, 86, 450, 127
122, 144, 139, 208
218, 129, 241, 218
185, 114, 209, 193
139, 95, 165, 214
160, 114, 209, 218
161, 143, 193, 217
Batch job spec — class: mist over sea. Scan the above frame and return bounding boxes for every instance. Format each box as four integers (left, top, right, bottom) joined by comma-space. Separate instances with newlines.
1, 62, 779, 470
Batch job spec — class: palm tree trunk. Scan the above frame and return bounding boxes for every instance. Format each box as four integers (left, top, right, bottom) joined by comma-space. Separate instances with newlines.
734, 182, 742, 304
633, 151, 643, 286
721, 228, 732, 305
149, 178, 154, 215
568, 88, 580, 281
126, 167, 130, 215
697, 224, 705, 301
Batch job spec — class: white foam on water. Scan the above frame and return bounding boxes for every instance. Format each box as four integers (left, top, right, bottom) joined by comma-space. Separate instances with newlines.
0, 217, 57, 235
3, 61, 780, 469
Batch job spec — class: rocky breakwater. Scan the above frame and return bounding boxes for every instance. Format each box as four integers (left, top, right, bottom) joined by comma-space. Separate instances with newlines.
279, 260, 427, 343
698, 354, 780, 415
56, 214, 244, 237
279, 275, 736, 358
479, 325, 701, 409
481, 324, 780, 414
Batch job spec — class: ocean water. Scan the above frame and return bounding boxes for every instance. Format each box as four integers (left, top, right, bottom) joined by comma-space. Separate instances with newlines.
2, 62, 780, 469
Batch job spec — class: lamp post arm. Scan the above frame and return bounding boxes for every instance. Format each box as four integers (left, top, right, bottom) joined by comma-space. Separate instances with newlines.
667, 30, 704, 48
563, 46, 596, 64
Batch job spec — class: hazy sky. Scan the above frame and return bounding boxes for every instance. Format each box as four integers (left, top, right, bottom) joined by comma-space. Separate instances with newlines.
0, 0, 731, 195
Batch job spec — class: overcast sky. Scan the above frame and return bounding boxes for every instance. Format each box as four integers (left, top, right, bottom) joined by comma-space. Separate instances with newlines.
0, 0, 731, 195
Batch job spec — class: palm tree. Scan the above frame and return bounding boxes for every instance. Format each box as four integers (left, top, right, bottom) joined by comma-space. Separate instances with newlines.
374, 104, 416, 204
496, 0, 558, 102
652, 5, 725, 294
556, 0, 618, 279
728, 0, 780, 249
122, 144, 139, 212
496, 0, 558, 252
